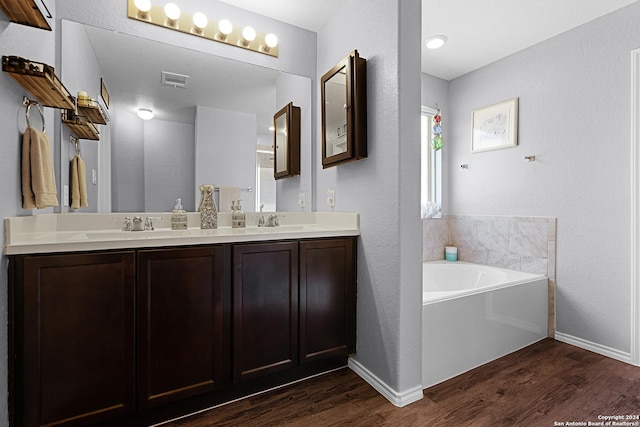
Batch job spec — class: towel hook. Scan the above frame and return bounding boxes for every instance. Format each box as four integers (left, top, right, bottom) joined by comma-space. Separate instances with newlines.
23, 97, 45, 132
70, 135, 80, 155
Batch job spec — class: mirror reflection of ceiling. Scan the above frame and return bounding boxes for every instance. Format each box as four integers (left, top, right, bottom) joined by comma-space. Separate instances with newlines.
83, 24, 279, 134
221, 0, 636, 81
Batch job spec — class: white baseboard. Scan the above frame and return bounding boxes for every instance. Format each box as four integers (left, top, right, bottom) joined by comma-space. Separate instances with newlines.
554, 332, 632, 364
348, 358, 423, 407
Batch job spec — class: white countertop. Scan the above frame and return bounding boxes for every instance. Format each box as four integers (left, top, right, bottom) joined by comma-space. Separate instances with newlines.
4, 212, 359, 255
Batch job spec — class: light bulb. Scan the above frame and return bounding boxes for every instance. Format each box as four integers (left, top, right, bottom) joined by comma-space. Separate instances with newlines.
137, 108, 154, 120
134, 0, 151, 12
265, 33, 278, 48
164, 3, 181, 20
218, 19, 232, 35
242, 26, 256, 42
192, 12, 208, 30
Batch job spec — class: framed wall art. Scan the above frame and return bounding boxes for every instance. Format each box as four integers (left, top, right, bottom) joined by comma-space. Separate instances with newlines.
471, 97, 518, 153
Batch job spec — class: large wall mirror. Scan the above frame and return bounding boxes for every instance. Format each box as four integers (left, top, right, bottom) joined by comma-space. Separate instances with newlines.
60, 19, 311, 213
321, 50, 367, 169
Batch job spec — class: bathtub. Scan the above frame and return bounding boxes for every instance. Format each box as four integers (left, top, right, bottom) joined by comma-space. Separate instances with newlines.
422, 261, 548, 388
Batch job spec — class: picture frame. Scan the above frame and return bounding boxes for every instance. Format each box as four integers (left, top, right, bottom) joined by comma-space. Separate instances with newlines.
471, 97, 518, 153
100, 78, 110, 109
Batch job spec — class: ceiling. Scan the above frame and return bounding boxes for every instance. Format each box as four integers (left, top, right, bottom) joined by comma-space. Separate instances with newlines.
220, 0, 637, 81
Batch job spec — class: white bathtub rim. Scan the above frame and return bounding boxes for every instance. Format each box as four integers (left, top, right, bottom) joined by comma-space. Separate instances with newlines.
423, 261, 547, 305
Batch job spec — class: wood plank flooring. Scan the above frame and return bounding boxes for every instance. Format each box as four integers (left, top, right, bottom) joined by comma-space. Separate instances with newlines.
159, 339, 640, 426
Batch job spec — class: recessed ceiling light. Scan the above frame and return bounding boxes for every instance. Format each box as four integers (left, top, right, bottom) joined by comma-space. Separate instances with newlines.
425, 35, 448, 50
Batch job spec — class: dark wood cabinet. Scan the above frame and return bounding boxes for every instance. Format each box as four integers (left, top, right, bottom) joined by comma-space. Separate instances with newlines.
137, 246, 230, 408
232, 241, 299, 382
299, 238, 356, 363
11, 251, 136, 427
9, 236, 356, 427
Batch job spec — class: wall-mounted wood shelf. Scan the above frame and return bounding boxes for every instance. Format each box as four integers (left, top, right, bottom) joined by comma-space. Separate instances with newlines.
0, 0, 51, 30
77, 100, 107, 125
2, 56, 74, 109
62, 110, 99, 141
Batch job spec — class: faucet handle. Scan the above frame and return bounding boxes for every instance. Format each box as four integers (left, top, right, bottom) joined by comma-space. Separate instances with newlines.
122, 216, 132, 231
258, 215, 266, 227
144, 216, 154, 231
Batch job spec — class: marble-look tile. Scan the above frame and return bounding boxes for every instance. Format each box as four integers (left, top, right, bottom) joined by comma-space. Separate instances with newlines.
547, 241, 556, 280
509, 221, 548, 258
520, 256, 548, 276
477, 219, 509, 252
459, 249, 487, 264
486, 251, 521, 270
423, 246, 445, 262
449, 217, 478, 250
422, 219, 447, 249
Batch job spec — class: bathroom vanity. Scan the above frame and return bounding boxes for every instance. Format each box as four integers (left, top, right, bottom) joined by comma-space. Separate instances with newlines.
5, 212, 358, 427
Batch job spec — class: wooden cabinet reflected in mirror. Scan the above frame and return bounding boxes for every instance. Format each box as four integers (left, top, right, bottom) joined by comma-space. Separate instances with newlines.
321, 50, 367, 169
274, 102, 301, 179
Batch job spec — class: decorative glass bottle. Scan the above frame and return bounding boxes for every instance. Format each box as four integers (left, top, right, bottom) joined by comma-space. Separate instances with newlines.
198, 184, 218, 229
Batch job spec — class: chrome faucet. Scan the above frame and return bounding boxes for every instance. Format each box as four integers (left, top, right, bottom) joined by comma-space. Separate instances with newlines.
266, 214, 281, 227
132, 216, 144, 231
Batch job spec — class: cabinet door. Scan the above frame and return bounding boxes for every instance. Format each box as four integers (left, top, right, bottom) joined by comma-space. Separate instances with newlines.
137, 246, 229, 408
299, 238, 356, 364
17, 251, 135, 427
232, 242, 298, 383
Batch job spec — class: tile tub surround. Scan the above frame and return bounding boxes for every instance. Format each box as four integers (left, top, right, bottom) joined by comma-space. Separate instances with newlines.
423, 215, 556, 279
423, 215, 557, 337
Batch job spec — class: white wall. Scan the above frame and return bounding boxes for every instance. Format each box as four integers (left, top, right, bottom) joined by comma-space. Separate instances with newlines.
0, 3, 57, 424
195, 106, 257, 212
317, 0, 423, 401
447, 2, 640, 354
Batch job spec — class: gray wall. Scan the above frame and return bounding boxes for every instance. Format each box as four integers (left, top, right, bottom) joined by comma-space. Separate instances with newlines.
195, 106, 257, 212
111, 107, 145, 212
144, 119, 195, 212
60, 19, 106, 212
447, 2, 640, 353
0, 3, 57, 425
275, 72, 312, 212
317, 0, 423, 396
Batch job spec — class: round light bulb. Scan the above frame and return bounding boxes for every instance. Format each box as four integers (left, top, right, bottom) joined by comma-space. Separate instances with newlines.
134, 0, 152, 12
164, 3, 181, 20
192, 12, 208, 29
218, 19, 232, 35
265, 33, 278, 48
242, 26, 256, 42
137, 108, 154, 120
425, 35, 448, 50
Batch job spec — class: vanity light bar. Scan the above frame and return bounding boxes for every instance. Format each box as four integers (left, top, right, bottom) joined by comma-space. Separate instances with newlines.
127, 0, 279, 57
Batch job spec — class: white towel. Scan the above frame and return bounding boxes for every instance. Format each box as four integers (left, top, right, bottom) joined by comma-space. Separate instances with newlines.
21, 126, 59, 209
70, 154, 88, 209
218, 186, 240, 212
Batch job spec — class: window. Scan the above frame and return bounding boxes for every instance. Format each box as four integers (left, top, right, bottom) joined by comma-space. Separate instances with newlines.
421, 106, 442, 217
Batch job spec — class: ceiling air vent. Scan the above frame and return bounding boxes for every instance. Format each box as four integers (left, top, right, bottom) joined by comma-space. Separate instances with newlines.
161, 71, 190, 88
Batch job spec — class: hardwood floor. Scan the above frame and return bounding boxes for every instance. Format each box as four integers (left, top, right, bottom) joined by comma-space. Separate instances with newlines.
159, 339, 640, 426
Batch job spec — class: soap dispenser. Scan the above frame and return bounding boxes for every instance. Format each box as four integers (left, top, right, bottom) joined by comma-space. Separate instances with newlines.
232, 200, 246, 228
171, 198, 188, 230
